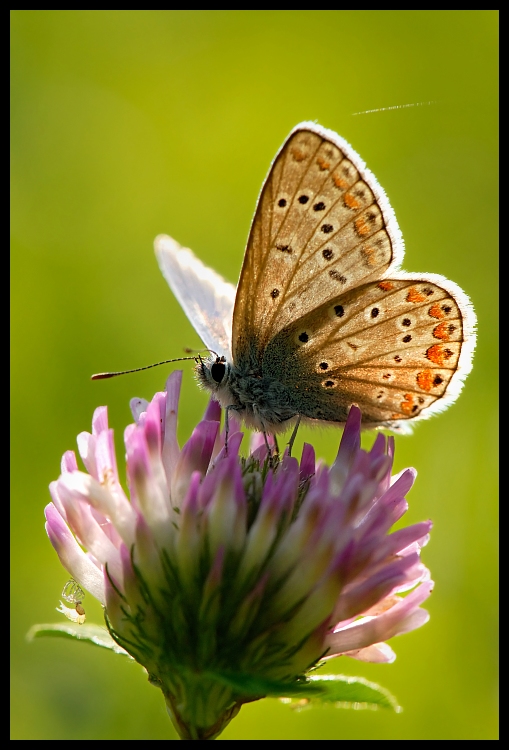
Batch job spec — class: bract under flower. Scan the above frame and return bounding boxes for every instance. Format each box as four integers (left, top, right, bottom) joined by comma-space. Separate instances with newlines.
45, 371, 433, 739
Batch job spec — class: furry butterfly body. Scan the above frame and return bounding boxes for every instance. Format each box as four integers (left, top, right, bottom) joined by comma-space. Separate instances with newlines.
156, 122, 476, 435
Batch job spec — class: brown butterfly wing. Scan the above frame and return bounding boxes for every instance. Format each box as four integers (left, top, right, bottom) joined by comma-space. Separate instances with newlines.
231, 122, 475, 429
261, 278, 473, 428
232, 123, 402, 369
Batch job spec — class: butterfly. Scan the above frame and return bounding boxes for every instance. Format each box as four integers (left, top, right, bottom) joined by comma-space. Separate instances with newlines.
155, 122, 476, 442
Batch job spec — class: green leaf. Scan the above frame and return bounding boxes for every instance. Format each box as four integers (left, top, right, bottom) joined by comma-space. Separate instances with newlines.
206, 669, 324, 698
205, 670, 398, 712
280, 674, 401, 712
27, 622, 131, 657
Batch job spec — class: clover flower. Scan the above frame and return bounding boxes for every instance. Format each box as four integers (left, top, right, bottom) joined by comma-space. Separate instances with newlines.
44, 371, 433, 739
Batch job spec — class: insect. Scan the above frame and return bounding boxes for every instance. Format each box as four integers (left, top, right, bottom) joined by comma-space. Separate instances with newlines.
58, 578, 86, 624
156, 122, 476, 445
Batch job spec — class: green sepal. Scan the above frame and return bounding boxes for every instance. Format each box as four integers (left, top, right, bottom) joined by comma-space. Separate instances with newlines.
27, 622, 131, 657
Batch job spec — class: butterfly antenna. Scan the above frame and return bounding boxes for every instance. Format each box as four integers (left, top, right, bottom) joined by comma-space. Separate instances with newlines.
91, 357, 197, 380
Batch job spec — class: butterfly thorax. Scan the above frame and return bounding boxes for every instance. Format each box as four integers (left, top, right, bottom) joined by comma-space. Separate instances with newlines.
195, 355, 299, 432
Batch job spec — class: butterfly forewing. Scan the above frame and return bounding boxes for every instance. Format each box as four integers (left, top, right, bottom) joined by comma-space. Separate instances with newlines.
232, 124, 401, 367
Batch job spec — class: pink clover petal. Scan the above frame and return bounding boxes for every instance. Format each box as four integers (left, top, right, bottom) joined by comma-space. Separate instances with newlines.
388, 467, 417, 497
248, 432, 267, 454
76, 433, 97, 478
85, 549, 102, 569
369, 432, 388, 461
282, 555, 346, 644
127, 434, 170, 535
49, 480, 68, 522
376, 522, 433, 562
299, 443, 316, 480
161, 371, 182, 478
132, 514, 168, 610
267, 501, 325, 584
332, 553, 425, 623
58, 471, 136, 546
144, 397, 164, 457
270, 535, 340, 620
123, 422, 137, 448
45, 503, 105, 604
171, 420, 220, 507
326, 580, 434, 657
354, 506, 430, 559
143, 398, 174, 515
91, 405, 109, 436
95, 429, 121, 488
335, 404, 361, 466
59, 493, 123, 584
236, 490, 287, 587
203, 397, 221, 423
61, 450, 79, 474
204, 458, 247, 559
377, 437, 396, 495
176, 472, 203, 587
210, 430, 244, 467
341, 642, 397, 664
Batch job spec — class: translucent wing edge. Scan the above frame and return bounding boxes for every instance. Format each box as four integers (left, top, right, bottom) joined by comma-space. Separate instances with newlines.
155, 234, 235, 360
286, 121, 406, 272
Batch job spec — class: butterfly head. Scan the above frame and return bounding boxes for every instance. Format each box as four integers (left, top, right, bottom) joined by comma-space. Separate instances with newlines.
196, 354, 231, 394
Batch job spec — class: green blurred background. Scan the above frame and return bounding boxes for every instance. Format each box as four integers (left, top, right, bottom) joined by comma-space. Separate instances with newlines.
11, 11, 497, 740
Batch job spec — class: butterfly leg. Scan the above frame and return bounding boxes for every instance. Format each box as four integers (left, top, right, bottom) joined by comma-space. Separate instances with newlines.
287, 415, 302, 457
261, 430, 279, 459
273, 434, 280, 456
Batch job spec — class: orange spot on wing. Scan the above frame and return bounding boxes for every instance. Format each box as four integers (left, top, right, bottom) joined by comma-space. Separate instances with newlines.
433, 322, 450, 341
400, 393, 415, 415
361, 246, 377, 266
429, 303, 445, 319
291, 147, 306, 162
378, 281, 394, 291
426, 344, 454, 366
406, 287, 426, 304
344, 192, 361, 210
355, 217, 370, 237
316, 157, 330, 171
416, 370, 434, 392
332, 173, 348, 189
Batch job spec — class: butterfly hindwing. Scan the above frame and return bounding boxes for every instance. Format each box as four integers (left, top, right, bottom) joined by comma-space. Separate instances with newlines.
262, 276, 473, 427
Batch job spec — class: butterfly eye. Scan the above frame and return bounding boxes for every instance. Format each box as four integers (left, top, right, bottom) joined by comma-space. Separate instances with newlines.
211, 360, 226, 383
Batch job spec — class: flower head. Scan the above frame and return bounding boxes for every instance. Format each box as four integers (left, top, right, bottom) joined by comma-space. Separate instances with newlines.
46, 371, 433, 739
